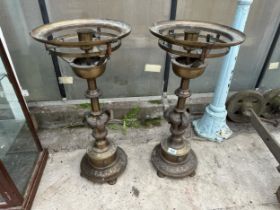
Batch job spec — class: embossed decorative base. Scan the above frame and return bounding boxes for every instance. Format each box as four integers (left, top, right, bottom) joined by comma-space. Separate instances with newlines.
80, 147, 127, 185
151, 144, 197, 178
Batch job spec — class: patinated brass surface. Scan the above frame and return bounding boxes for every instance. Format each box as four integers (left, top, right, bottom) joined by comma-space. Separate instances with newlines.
150, 20, 245, 178
31, 19, 131, 47
150, 20, 245, 48
31, 19, 131, 63
151, 57, 201, 178
31, 19, 131, 184
150, 20, 245, 59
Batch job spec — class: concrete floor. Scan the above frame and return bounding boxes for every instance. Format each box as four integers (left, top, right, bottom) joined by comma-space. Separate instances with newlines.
32, 122, 280, 210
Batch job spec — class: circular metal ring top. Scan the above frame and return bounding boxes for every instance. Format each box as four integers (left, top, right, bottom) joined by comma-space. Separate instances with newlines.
31, 19, 131, 47
150, 20, 245, 49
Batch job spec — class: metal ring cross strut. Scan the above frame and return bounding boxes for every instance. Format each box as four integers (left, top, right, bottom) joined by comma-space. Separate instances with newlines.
31, 19, 131, 62
149, 20, 245, 48
150, 20, 245, 59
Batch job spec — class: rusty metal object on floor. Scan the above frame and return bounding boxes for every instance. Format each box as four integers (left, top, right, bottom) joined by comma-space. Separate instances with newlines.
31, 19, 131, 184
261, 88, 280, 120
227, 90, 280, 202
149, 20, 245, 178
259, 117, 279, 127
227, 90, 264, 123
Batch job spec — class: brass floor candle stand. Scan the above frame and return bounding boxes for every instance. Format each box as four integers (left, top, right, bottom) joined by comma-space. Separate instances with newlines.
149, 20, 245, 178
31, 19, 131, 184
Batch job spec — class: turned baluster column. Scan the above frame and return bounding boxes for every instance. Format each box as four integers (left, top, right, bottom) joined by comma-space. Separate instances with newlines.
86, 79, 109, 149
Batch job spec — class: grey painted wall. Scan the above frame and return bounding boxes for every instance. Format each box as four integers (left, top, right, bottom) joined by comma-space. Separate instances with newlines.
0, 0, 279, 101
261, 24, 280, 89
0, 0, 61, 101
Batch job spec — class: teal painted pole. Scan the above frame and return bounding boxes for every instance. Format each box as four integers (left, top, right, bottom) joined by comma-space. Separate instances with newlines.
192, 0, 253, 142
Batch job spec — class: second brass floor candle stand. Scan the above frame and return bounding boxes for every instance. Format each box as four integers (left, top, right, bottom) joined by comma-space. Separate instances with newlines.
149, 20, 245, 178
